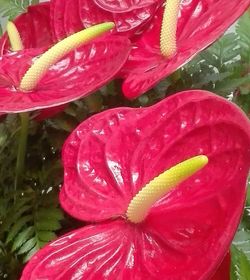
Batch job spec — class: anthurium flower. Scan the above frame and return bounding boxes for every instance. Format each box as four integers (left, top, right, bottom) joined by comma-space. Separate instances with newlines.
121, 0, 250, 99
0, 3, 53, 55
21, 90, 250, 279
211, 253, 230, 280
0, 4, 66, 120
0, 23, 130, 113
50, 0, 163, 40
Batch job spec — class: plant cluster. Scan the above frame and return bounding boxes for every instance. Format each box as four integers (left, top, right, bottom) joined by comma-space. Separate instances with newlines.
0, 1, 249, 279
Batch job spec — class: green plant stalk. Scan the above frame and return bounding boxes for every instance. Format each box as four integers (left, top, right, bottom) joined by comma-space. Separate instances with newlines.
14, 112, 29, 193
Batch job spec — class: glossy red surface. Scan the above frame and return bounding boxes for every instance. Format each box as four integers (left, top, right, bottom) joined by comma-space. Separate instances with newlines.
93, 0, 158, 12
50, 0, 163, 40
211, 253, 230, 280
0, 36, 130, 113
21, 90, 250, 279
0, 3, 68, 119
0, 3, 53, 55
50, 0, 83, 41
121, 0, 250, 99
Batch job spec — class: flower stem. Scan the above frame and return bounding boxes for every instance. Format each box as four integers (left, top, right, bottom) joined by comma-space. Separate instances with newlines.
14, 112, 29, 194
7, 21, 28, 198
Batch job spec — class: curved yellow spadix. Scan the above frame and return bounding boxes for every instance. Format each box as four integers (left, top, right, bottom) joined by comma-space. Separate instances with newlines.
19, 22, 115, 92
6, 21, 23, 51
126, 155, 208, 224
160, 0, 181, 58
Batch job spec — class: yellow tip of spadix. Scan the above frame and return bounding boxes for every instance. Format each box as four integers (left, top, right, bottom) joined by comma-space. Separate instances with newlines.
126, 155, 208, 224
19, 22, 115, 92
160, 0, 181, 58
6, 21, 23, 52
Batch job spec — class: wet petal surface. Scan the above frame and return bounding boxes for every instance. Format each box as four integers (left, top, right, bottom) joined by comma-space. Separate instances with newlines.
61, 90, 250, 222
0, 3, 53, 55
0, 36, 130, 113
121, 0, 250, 98
21, 220, 236, 279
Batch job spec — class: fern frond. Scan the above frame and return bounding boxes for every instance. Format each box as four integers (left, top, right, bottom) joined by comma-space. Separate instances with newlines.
0, 0, 39, 20
236, 11, 250, 64
231, 245, 250, 280
1, 190, 63, 263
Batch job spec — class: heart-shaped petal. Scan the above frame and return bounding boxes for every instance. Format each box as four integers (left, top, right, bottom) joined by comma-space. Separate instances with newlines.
121, 0, 250, 98
51, 0, 162, 40
22, 91, 250, 279
0, 3, 67, 119
80, 0, 160, 36
93, 0, 159, 12
50, 0, 83, 41
61, 90, 250, 222
0, 3, 53, 55
0, 36, 130, 113
21, 219, 232, 279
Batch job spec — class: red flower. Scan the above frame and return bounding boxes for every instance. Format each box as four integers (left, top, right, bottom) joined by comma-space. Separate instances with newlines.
0, 3, 53, 55
50, 0, 163, 40
211, 253, 230, 280
0, 26, 130, 113
121, 0, 250, 99
0, 3, 67, 120
21, 90, 250, 279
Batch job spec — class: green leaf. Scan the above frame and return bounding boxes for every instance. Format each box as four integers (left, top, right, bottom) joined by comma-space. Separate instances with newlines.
23, 245, 39, 263
36, 220, 61, 231
231, 245, 250, 280
236, 11, 250, 63
6, 215, 33, 244
200, 33, 240, 71
192, 72, 232, 88
17, 237, 36, 255
11, 226, 34, 252
0, 0, 39, 20
215, 75, 250, 93
36, 207, 64, 221
38, 231, 56, 242
1, 200, 32, 233
233, 230, 250, 262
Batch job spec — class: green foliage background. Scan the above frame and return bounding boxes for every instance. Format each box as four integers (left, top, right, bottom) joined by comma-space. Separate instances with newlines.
0, 1, 250, 279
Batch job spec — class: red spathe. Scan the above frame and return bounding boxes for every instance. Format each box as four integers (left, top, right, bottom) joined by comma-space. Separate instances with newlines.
121, 0, 250, 98
211, 253, 230, 280
0, 3, 53, 55
0, 36, 130, 113
21, 90, 250, 279
0, 2, 67, 120
50, 0, 163, 39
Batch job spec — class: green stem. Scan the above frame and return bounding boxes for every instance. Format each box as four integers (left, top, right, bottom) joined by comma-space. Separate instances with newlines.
14, 112, 29, 193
